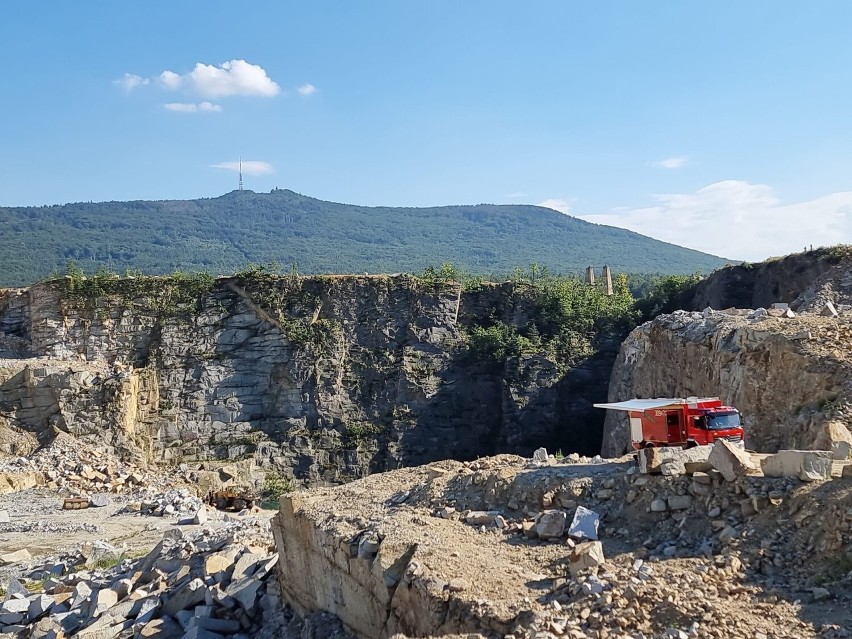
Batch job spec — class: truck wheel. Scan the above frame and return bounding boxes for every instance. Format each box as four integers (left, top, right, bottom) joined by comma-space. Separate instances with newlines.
233, 499, 247, 511
216, 498, 229, 510
685, 440, 698, 449
642, 442, 655, 449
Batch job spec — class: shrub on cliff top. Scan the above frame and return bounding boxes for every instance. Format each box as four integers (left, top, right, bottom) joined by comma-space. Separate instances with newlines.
53, 262, 215, 316
632, 273, 702, 321
464, 264, 638, 370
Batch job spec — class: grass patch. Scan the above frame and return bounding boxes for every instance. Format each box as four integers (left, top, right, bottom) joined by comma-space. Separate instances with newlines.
814, 552, 852, 585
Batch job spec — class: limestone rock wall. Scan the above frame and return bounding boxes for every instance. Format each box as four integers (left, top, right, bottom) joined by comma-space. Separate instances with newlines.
679, 251, 842, 311
601, 310, 852, 456
0, 276, 617, 483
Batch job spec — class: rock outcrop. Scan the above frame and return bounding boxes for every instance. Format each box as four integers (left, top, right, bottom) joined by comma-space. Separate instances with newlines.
602, 310, 852, 456
0, 276, 619, 484
791, 254, 852, 313
677, 247, 851, 312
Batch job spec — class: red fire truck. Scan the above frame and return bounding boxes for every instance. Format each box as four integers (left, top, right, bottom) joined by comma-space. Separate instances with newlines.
594, 397, 745, 450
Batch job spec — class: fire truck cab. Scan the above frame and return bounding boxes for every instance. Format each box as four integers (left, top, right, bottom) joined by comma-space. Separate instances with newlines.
594, 397, 745, 450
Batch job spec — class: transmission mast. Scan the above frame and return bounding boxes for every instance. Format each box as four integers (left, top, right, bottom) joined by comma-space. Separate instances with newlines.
238, 156, 243, 191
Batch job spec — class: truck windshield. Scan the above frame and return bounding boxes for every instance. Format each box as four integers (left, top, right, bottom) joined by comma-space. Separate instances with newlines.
707, 413, 741, 430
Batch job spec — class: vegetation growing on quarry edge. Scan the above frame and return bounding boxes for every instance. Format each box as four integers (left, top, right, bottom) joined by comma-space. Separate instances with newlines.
461, 263, 638, 369
54, 262, 215, 316
410, 262, 701, 369
231, 262, 341, 351
42, 260, 703, 366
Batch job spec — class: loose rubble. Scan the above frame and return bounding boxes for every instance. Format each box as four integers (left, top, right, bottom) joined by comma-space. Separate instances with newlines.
0, 517, 279, 639
273, 450, 852, 639
118, 489, 204, 519
0, 434, 167, 498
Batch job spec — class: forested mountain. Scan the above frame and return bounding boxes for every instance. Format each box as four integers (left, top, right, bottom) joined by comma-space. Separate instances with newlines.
0, 189, 730, 286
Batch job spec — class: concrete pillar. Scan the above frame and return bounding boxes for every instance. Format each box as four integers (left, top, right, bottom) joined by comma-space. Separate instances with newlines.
603, 265, 613, 296
585, 266, 595, 285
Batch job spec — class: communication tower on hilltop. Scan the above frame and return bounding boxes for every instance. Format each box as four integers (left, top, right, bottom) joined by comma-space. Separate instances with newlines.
238, 157, 243, 191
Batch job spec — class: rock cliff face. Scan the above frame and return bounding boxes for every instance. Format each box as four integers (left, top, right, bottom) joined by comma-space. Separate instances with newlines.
0, 276, 617, 484
791, 255, 852, 312
601, 310, 852, 456
676, 248, 852, 312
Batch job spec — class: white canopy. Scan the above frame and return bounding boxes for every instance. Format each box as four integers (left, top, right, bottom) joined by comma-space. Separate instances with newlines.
593, 397, 719, 412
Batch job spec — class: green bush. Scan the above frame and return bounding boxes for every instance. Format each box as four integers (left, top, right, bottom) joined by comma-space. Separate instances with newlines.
467, 323, 534, 364
632, 273, 702, 321
465, 265, 638, 370
53, 262, 215, 316
262, 471, 293, 499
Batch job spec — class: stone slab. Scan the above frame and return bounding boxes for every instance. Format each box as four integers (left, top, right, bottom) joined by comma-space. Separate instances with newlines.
761, 450, 832, 481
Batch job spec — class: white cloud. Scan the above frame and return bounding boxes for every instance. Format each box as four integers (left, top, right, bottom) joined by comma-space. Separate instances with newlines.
176, 60, 280, 97
114, 73, 149, 93
120, 60, 279, 98
504, 191, 527, 199
538, 198, 572, 215
164, 102, 222, 113
654, 156, 689, 169
297, 83, 317, 96
211, 160, 274, 176
579, 180, 852, 261
158, 70, 183, 90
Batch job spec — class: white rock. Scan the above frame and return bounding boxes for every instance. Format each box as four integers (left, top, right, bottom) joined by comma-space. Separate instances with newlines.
465, 511, 500, 527
192, 508, 208, 525
0, 549, 31, 566
567, 506, 599, 541
820, 302, 839, 317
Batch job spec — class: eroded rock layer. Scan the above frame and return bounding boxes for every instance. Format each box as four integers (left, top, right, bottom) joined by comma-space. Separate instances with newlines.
0, 276, 616, 484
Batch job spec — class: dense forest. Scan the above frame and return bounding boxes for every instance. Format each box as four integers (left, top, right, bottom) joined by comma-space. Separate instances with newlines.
0, 189, 731, 287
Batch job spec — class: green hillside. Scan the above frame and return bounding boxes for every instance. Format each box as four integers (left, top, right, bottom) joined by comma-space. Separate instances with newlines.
0, 189, 730, 287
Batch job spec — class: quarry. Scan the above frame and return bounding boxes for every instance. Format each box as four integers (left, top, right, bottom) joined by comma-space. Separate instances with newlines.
1, 250, 852, 638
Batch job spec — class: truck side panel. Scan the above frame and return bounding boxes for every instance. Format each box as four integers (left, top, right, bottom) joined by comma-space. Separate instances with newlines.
642, 410, 679, 445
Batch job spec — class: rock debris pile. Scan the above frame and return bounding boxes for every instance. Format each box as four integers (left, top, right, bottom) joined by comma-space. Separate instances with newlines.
0, 434, 164, 497
0, 517, 280, 639
273, 447, 852, 639
118, 490, 204, 520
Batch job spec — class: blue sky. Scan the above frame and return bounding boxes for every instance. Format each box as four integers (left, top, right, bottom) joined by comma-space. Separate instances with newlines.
2, 1, 851, 260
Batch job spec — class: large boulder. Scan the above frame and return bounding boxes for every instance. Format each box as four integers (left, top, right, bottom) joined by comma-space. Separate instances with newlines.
761, 450, 833, 481
638, 447, 678, 474
708, 439, 757, 481
638, 445, 713, 475
567, 506, 599, 541
813, 421, 852, 460
662, 445, 713, 475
